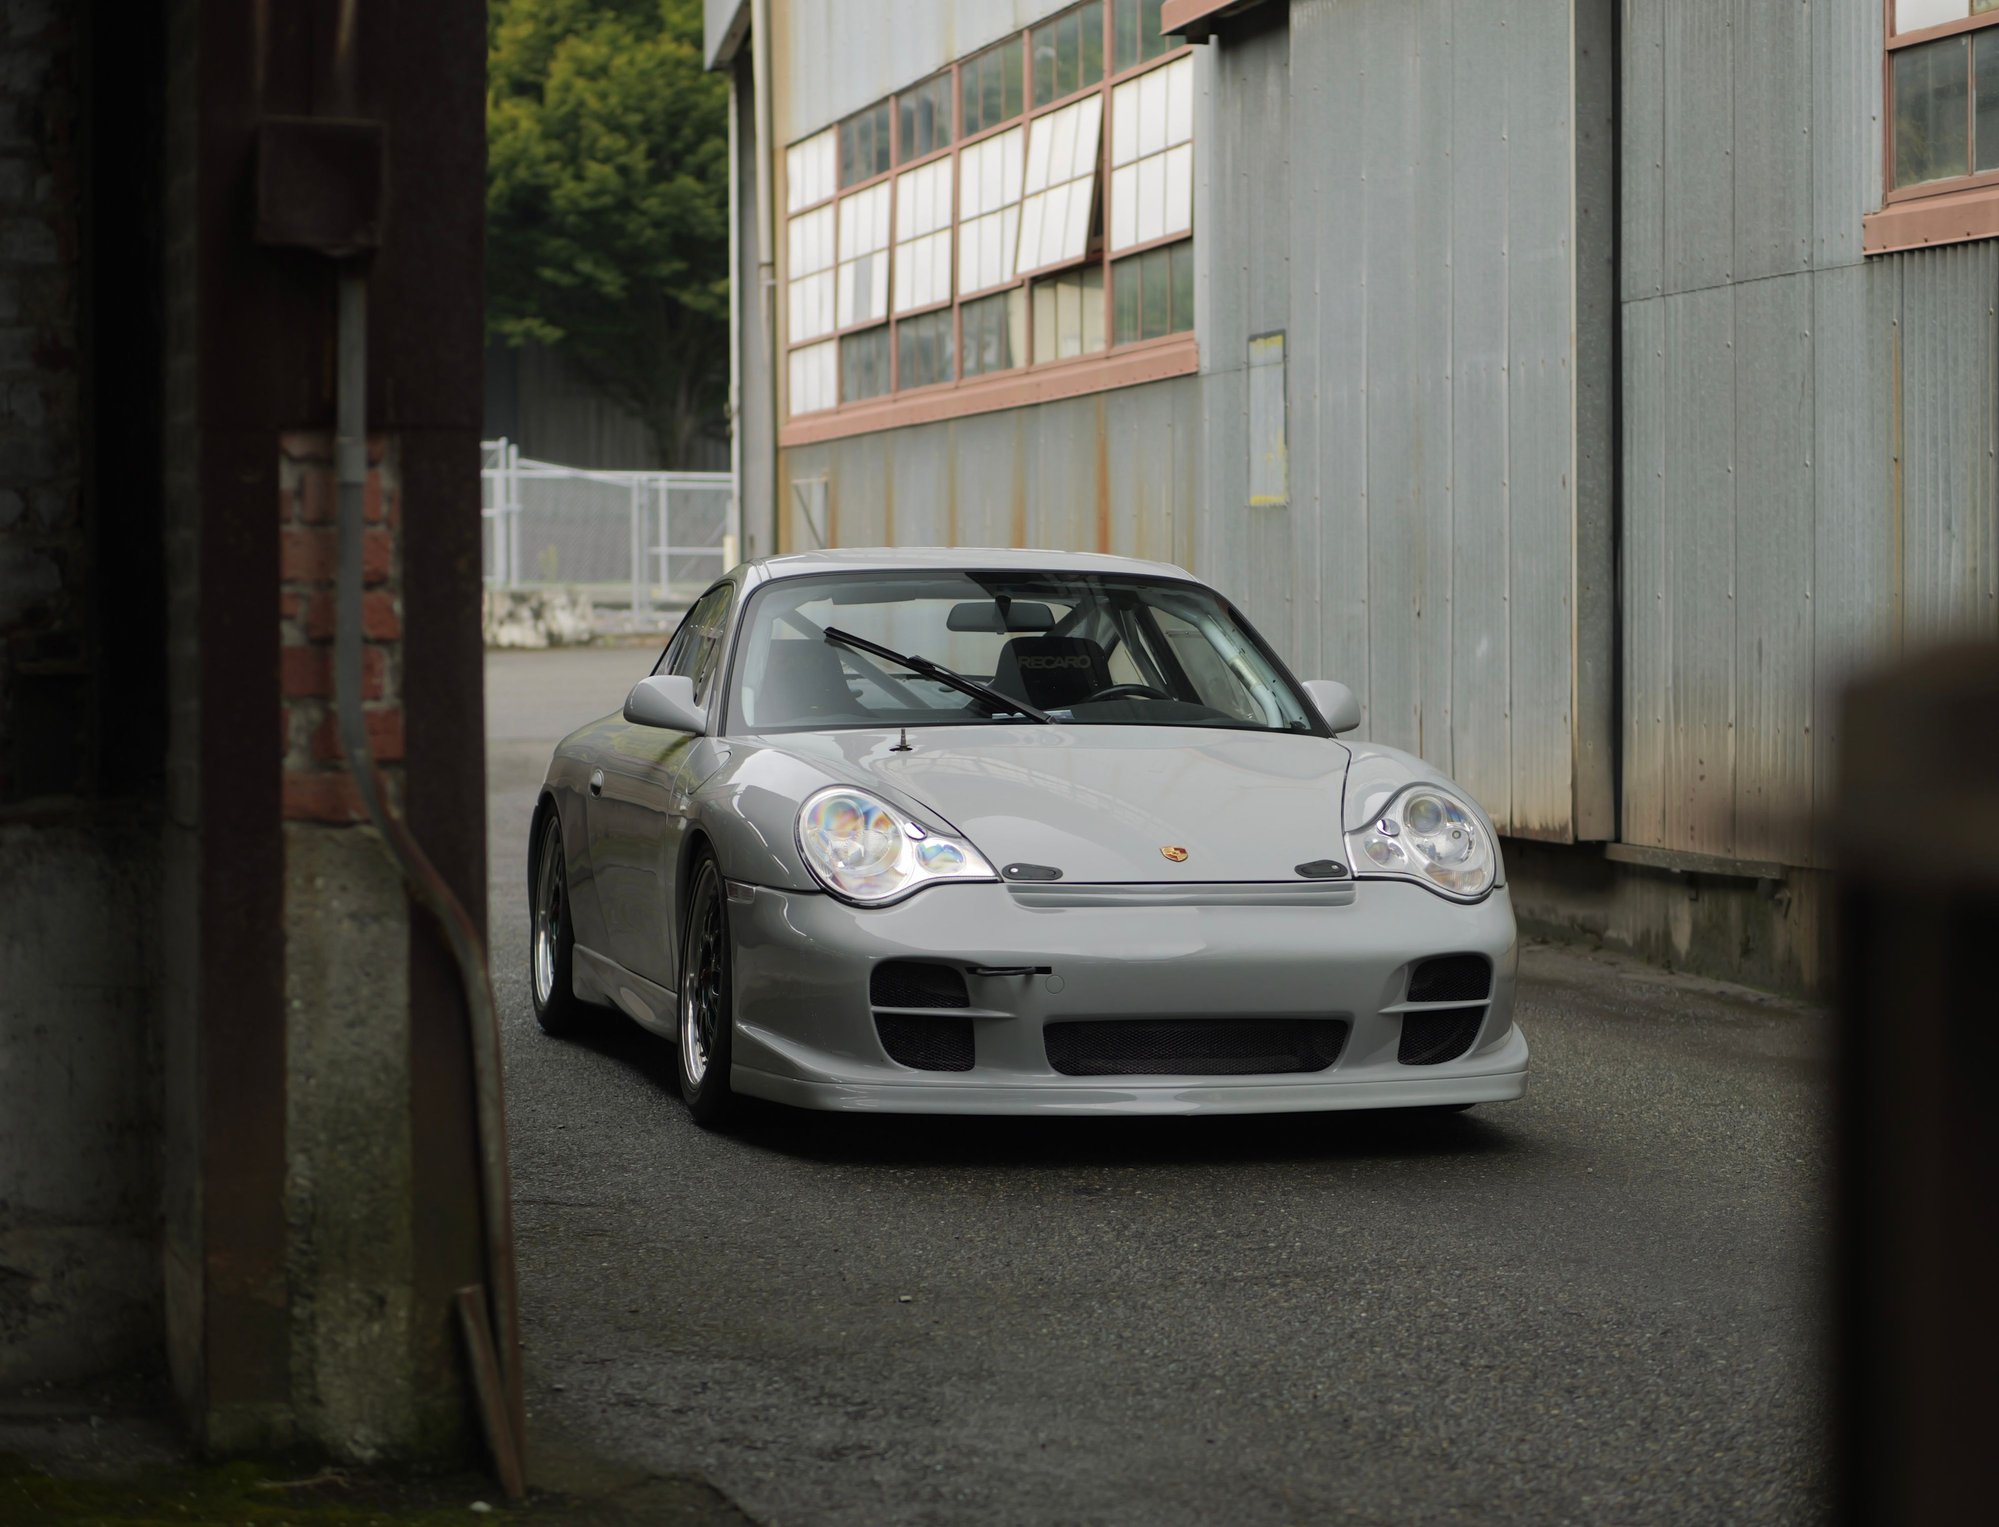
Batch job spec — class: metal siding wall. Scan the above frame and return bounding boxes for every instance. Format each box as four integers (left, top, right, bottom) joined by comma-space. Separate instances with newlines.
1662, 286, 1737, 855
1813, 0, 1884, 268
1808, 259, 1898, 865
1662, 0, 1734, 295
1505, 0, 1579, 839
1899, 245, 1999, 645
776, 379, 1202, 564
1262, 0, 1581, 838
1200, 16, 1291, 646
1622, 297, 1669, 850
1623, 0, 1665, 301
1733, 0, 1811, 284
1360, 0, 1423, 757
1732, 274, 1815, 865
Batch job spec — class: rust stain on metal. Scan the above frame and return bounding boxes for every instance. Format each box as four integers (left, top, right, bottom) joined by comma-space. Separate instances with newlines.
945, 424, 960, 546
1095, 395, 1111, 553
1010, 419, 1027, 548
1891, 314, 1904, 656
881, 437, 896, 546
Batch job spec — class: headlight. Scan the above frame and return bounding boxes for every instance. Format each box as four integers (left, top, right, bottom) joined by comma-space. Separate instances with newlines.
796, 787, 998, 905
1346, 783, 1496, 901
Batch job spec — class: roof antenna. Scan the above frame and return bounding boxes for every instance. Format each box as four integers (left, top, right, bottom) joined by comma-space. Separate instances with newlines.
892, 727, 913, 752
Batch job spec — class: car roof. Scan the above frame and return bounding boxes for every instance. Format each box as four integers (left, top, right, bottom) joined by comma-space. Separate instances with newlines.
745, 546, 1207, 586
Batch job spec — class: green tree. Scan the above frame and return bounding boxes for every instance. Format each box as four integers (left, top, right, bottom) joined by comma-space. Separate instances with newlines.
488, 0, 729, 466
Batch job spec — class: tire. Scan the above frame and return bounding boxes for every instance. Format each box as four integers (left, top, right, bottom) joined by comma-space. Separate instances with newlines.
531, 811, 589, 1037
676, 852, 740, 1128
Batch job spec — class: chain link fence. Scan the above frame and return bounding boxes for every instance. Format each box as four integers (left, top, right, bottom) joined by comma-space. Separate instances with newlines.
481, 438, 737, 616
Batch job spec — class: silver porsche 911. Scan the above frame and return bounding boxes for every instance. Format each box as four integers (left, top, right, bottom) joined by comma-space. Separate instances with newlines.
528, 548, 1526, 1125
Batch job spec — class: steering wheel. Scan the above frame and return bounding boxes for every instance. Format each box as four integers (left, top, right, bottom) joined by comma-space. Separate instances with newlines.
1080, 683, 1174, 704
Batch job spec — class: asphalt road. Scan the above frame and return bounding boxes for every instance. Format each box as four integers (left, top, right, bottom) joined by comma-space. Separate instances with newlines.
487, 647, 1830, 1527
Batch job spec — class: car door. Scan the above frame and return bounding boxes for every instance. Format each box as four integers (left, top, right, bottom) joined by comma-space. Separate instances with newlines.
583, 582, 735, 990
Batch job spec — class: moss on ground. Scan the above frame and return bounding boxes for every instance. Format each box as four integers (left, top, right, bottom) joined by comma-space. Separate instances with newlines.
0, 1453, 506, 1525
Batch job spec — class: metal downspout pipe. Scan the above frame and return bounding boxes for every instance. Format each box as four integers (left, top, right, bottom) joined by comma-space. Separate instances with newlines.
327, 1, 527, 1494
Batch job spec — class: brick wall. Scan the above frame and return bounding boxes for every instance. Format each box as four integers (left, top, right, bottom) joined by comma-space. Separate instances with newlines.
276, 434, 405, 825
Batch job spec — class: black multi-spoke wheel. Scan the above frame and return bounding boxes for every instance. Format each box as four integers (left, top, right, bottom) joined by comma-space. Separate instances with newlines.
531, 811, 588, 1036
677, 852, 738, 1127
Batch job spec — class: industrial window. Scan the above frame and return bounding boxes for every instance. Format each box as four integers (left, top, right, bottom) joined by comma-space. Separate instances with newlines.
1115, 0, 1183, 71
1111, 239, 1193, 344
1033, 1, 1105, 108
841, 327, 891, 402
961, 289, 1028, 377
840, 101, 892, 188
897, 309, 956, 391
1871, 2, 1999, 251
893, 157, 955, 314
898, 74, 953, 164
961, 39, 1025, 139
781, 0, 1196, 422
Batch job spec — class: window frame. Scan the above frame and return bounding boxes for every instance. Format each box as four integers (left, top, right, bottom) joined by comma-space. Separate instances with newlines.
1869, 1, 1999, 252
777, 0, 1198, 438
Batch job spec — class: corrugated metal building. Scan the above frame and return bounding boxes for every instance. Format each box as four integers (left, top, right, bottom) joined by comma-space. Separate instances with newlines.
707, 0, 1999, 994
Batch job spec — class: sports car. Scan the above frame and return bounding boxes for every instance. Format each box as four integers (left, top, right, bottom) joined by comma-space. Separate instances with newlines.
528, 548, 1526, 1123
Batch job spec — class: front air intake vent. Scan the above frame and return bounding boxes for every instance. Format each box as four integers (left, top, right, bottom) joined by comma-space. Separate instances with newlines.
875, 1014, 975, 1071
871, 961, 970, 1010
1044, 1019, 1348, 1077
1398, 1007, 1486, 1066
1407, 955, 1493, 1004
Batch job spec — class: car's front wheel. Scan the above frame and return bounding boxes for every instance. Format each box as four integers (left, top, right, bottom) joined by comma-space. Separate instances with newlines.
531, 811, 588, 1037
677, 851, 739, 1128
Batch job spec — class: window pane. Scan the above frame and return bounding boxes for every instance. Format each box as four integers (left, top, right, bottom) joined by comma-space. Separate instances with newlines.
1034, 2, 1104, 107
1003, 39, 1025, 119
1170, 238, 1194, 332
1112, 252, 1142, 343
900, 74, 951, 163
841, 327, 890, 402
897, 310, 956, 390
788, 340, 838, 416
1140, 245, 1170, 339
1896, 36, 1971, 187
840, 101, 891, 187
1032, 265, 1105, 363
1979, 32, 1999, 172
1897, 1, 1970, 32
1116, 0, 1180, 70
963, 290, 1028, 377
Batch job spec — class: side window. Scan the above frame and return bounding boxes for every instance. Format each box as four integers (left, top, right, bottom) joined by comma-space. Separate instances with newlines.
673, 585, 735, 705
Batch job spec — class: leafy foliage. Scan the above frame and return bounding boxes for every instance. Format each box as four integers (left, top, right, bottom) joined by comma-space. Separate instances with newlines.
488, 0, 729, 464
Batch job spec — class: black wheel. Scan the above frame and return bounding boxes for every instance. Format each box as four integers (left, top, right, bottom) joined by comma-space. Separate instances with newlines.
531, 811, 589, 1037
677, 852, 739, 1128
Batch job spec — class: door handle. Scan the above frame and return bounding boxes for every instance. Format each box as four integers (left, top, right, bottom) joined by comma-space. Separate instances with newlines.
589, 769, 604, 797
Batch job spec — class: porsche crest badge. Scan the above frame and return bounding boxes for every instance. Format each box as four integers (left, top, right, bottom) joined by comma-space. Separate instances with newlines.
1160, 845, 1190, 863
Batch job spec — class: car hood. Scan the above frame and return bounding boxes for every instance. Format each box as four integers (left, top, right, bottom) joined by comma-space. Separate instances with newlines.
749, 725, 1353, 883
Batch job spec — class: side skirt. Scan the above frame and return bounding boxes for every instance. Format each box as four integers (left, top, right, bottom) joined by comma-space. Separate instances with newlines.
572, 944, 678, 1038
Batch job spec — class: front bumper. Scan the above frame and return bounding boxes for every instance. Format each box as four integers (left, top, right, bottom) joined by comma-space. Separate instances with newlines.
727, 879, 1527, 1116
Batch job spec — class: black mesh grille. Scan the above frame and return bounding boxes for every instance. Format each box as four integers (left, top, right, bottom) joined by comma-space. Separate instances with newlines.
870, 961, 970, 1009
1408, 954, 1493, 1004
1044, 1019, 1349, 1077
875, 1014, 975, 1071
1398, 1007, 1486, 1066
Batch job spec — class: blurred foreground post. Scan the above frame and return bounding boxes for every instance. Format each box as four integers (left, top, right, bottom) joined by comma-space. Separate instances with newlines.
1835, 643, 1999, 1524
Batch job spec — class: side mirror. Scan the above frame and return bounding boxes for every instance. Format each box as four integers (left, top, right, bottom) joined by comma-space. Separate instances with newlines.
1303, 679, 1361, 735
624, 674, 707, 734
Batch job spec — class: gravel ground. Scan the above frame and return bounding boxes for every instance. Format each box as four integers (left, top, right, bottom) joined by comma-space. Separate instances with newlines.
487, 648, 1831, 1527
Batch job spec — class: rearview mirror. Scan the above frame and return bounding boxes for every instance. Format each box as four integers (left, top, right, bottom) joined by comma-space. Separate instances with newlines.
624, 674, 707, 734
1303, 679, 1361, 735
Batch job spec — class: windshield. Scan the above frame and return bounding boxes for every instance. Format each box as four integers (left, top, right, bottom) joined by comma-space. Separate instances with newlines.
728, 570, 1323, 735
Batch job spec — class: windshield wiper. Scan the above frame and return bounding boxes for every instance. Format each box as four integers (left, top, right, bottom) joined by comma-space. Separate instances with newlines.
822, 626, 1053, 724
